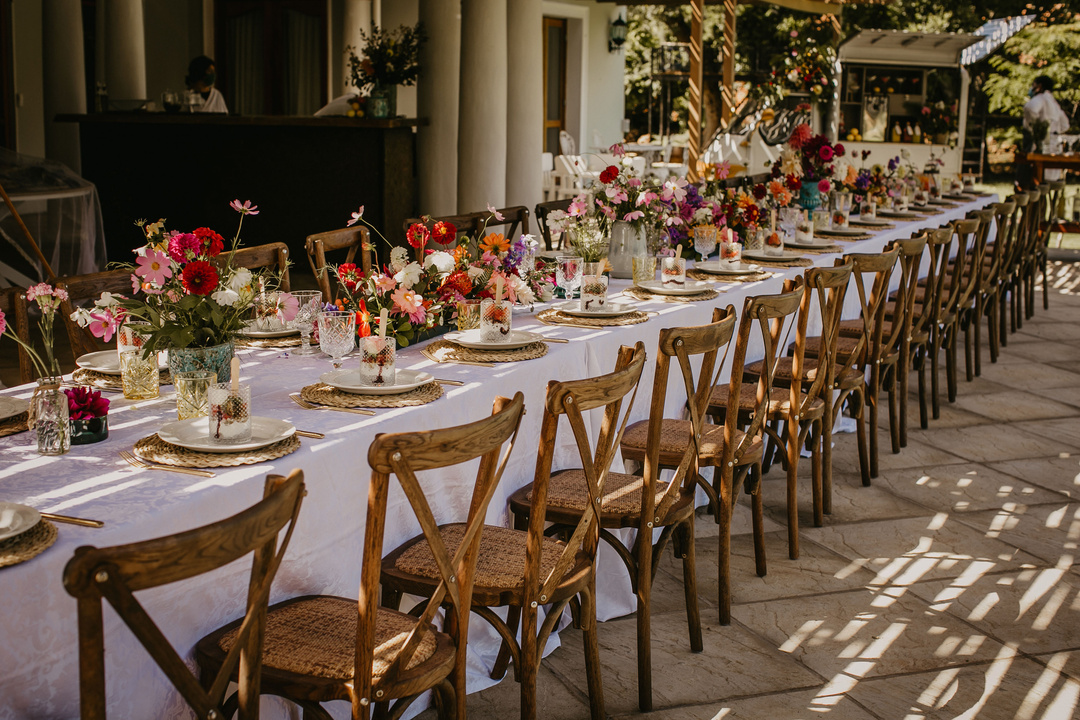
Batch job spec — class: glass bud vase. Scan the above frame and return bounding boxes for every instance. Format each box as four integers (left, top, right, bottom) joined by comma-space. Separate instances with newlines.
33, 377, 70, 455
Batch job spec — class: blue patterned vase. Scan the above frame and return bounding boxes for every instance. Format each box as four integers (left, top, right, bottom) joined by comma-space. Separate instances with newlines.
166, 342, 234, 385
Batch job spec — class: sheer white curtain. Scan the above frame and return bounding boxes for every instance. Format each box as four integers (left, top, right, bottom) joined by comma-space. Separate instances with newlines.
283, 10, 321, 116
228, 10, 264, 116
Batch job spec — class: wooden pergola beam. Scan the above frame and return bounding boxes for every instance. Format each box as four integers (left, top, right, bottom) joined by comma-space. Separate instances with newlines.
687, 0, 704, 181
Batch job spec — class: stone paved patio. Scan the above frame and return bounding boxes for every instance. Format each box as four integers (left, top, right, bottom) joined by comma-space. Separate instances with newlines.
426, 268, 1080, 720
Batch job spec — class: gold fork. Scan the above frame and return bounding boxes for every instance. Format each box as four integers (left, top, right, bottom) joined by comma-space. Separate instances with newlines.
118, 450, 216, 478
290, 393, 376, 416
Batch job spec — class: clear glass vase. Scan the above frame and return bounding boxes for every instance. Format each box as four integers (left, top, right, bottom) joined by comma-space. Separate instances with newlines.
33, 377, 70, 455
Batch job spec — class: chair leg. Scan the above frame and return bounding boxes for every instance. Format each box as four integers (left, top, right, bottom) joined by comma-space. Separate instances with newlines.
867, 368, 881, 481
887, 368, 901, 455
945, 326, 958, 404
581, 572, 606, 720
973, 296, 983, 377
898, 343, 910, 449
822, 391, 835, 516
519, 606, 539, 720
810, 420, 823, 528
636, 518, 654, 711
716, 465, 734, 626
751, 464, 767, 575
930, 334, 942, 420
853, 388, 871, 487
490, 605, 521, 681
1042, 255, 1050, 310
675, 520, 704, 652
963, 315, 974, 382
916, 349, 929, 430
988, 293, 1000, 363
1002, 287, 1011, 345
785, 418, 800, 560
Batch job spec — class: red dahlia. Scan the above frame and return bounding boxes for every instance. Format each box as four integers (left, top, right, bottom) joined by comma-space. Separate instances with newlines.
181, 260, 219, 296
337, 262, 364, 291
406, 223, 430, 250
752, 184, 768, 201
193, 227, 225, 257
431, 220, 457, 245
440, 270, 472, 298
599, 165, 619, 184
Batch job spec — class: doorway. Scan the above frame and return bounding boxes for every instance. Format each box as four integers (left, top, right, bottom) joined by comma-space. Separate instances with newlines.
543, 16, 567, 155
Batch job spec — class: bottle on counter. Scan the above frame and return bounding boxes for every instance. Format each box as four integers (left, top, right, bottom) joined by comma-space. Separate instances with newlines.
913, 123, 923, 144
94, 81, 108, 113
903, 123, 914, 143
891, 123, 902, 143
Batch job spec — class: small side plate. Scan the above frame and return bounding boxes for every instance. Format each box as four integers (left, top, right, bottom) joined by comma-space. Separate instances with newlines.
0, 503, 41, 542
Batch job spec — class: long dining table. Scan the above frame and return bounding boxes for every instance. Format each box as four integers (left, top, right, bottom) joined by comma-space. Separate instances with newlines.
0, 195, 996, 720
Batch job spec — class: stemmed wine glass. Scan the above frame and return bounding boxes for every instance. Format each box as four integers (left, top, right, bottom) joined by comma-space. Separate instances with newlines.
289, 290, 323, 355
693, 226, 717, 262
317, 310, 356, 369
555, 255, 583, 299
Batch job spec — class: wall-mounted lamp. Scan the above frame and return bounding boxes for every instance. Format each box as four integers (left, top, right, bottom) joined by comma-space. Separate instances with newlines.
609, 15, 628, 53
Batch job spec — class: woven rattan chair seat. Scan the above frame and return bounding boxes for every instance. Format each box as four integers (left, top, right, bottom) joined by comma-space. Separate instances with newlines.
803, 334, 862, 358
745, 356, 821, 381
526, 469, 667, 516
394, 523, 567, 591
709, 383, 824, 419
216, 595, 440, 681
620, 419, 762, 467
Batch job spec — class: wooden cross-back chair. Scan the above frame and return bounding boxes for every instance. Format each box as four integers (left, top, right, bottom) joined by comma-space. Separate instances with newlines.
65, 470, 306, 720
886, 235, 930, 450
1001, 192, 1030, 340
979, 201, 1016, 368
1012, 187, 1044, 329
57, 267, 139, 359
230, 242, 291, 293
199, 395, 525, 720
305, 226, 373, 302
390, 341, 646, 720
1043, 178, 1068, 251
914, 228, 958, 424
1025, 183, 1052, 318
534, 197, 573, 251
613, 307, 741, 709
958, 210, 995, 380
403, 206, 531, 260
1, 286, 34, 384
936, 219, 981, 406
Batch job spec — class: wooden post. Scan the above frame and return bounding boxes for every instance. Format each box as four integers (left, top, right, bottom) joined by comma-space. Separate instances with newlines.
0, 182, 57, 282
687, 0, 704, 182
721, 0, 736, 127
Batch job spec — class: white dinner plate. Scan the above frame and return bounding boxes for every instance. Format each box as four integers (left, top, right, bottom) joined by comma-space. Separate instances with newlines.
0, 502, 40, 543
445, 329, 544, 350
784, 240, 832, 250
554, 301, 637, 317
236, 322, 299, 339
694, 261, 762, 275
929, 198, 956, 206
320, 368, 434, 395
157, 416, 295, 453
76, 350, 168, 375
743, 250, 804, 262
850, 217, 892, 227
942, 193, 970, 201
877, 210, 920, 219
0, 396, 28, 422
816, 227, 868, 237
637, 280, 712, 296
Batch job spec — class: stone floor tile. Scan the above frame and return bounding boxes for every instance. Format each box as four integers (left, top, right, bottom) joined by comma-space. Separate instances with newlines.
1005, 339, 1080, 364
976, 360, 1080, 390
897, 400, 996, 430
414, 664, 592, 720
731, 587, 1006, 681
550, 610, 820, 715
905, 568, 1080, 655
874, 462, 1071, 514
757, 471, 929, 527
917, 424, 1077, 463
952, 503, 1080, 575
906, 374, 1014, 399
610, 687, 879, 720
954, 390, 1079, 423
1010, 418, 1080, 452
1005, 322, 1080, 342
986, 455, 1080, 498
830, 436, 967, 475
802, 515, 1043, 588
1028, 386, 1080, 410
846, 654, 1080, 720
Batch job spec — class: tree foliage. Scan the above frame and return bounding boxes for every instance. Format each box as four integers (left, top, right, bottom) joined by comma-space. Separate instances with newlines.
984, 20, 1080, 124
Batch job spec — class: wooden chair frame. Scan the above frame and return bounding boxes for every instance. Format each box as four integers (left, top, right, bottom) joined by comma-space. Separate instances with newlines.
1, 286, 33, 383
64, 470, 306, 720
305, 226, 373, 302
980, 201, 1016, 368
959, 210, 995, 380
886, 236, 928, 452
938, 219, 981, 406
57, 267, 139, 360
534, 198, 573, 251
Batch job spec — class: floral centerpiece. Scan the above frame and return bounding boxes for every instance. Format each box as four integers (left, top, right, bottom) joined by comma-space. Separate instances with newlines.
919, 101, 957, 141
347, 23, 425, 117
65, 386, 110, 444
2, 283, 66, 380
774, 123, 844, 210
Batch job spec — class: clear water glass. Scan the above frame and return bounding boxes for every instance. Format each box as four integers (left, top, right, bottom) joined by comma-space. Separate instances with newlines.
317, 310, 356, 368
692, 225, 717, 260
175, 370, 216, 420
632, 255, 657, 286
579, 274, 609, 312
479, 299, 512, 342
456, 299, 483, 331
208, 382, 252, 444
358, 336, 396, 386
120, 350, 160, 400
813, 209, 831, 231
555, 255, 582, 298
290, 290, 323, 355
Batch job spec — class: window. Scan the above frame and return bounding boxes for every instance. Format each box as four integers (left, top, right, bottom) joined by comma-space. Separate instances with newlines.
543, 17, 567, 155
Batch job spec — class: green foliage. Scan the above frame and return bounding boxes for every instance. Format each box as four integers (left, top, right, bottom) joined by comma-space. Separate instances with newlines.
347, 23, 426, 92
984, 21, 1080, 121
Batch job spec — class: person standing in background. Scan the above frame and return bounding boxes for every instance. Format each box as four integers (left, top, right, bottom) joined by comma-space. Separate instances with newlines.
1023, 74, 1069, 181
186, 56, 229, 114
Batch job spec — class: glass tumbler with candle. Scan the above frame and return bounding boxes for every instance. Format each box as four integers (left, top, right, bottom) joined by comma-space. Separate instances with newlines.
289, 290, 323, 355
455, 299, 483, 331
632, 255, 657, 286
660, 256, 686, 286
795, 212, 815, 244
208, 382, 252, 444
479, 298, 512, 342
358, 336, 396, 386
579, 273, 609, 312
120, 350, 160, 400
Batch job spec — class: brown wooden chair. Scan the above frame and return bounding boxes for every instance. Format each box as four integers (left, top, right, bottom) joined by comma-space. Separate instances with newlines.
0, 286, 34, 384
64, 470, 306, 720
198, 395, 525, 720
975, 202, 1016, 372
911, 228, 956, 425
883, 235, 929, 450
614, 306, 744, 708
958, 211, 994, 381
230, 242, 291, 292
404, 206, 531, 258
937, 219, 981, 405
1024, 183, 1052, 319
1001, 192, 1031, 341
305, 226, 373, 302
534, 198, 573, 251
57, 267, 137, 359
387, 343, 647, 720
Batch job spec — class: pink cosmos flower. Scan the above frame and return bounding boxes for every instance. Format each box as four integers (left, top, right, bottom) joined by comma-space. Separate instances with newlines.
276, 292, 299, 323
715, 161, 731, 180
486, 203, 505, 221
628, 177, 643, 187
374, 274, 397, 294
609, 142, 626, 158
131, 274, 142, 294
230, 199, 259, 215
623, 210, 644, 222
88, 311, 120, 343
135, 248, 173, 286
167, 233, 201, 263
391, 287, 424, 320
347, 205, 365, 227
568, 198, 588, 216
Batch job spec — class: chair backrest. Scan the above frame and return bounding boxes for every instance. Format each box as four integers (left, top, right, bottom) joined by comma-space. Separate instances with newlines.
229, 243, 291, 293
63, 470, 306, 720
963, 209, 995, 296
356, 393, 525, 717
305, 226, 373, 303
886, 234, 928, 362
403, 206, 531, 259
840, 246, 902, 375
0, 286, 33, 383
534, 197, 573, 251
525, 343, 647, 609
559, 130, 576, 156
796, 261, 854, 410
983, 201, 1016, 289
1045, 179, 1066, 224
1002, 192, 1030, 277
57, 267, 138, 358
944, 219, 982, 315
923, 227, 956, 329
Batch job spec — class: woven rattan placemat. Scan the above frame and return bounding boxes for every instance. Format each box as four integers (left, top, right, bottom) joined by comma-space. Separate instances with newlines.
300, 381, 443, 408
234, 335, 302, 349
687, 269, 773, 284
425, 339, 548, 363
0, 520, 58, 569
788, 243, 844, 254
817, 230, 872, 242
622, 286, 721, 303
746, 256, 814, 268
72, 368, 172, 391
133, 433, 301, 468
850, 221, 896, 230
536, 308, 649, 327
0, 412, 29, 438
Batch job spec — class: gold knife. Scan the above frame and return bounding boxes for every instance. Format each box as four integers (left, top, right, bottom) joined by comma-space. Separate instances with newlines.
539, 337, 570, 343
435, 379, 465, 386
295, 429, 325, 439
40, 512, 104, 528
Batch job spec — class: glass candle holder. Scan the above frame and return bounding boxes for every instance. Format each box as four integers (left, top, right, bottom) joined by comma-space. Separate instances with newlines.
859, 200, 877, 220
455, 299, 483, 331
632, 255, 657, 286
833, 191, 853, 214
318, 310, 356, 369
253, 291, 283, 331
660, 256, 686, 286
831, 209, 850, 228
117, 321, 151, 357
764, 230, 785, 256
913, 188, 929, 205
744, 229, 765, 252
120, 350, 160, 400
579, 274, 609, 312
208, 382, 252, 444
175, 370, 216, 420
479, 298, 512, 342
289, 290, 323, 356
555, 256, 583, 299
359, 336, 397, 386
692, 225, 717, 260
812, 209, 831, 231
721, 236, 742, 263
796, 217, 815, 244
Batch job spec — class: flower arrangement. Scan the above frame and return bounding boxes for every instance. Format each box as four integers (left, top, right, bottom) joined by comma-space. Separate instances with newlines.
775, 123, 845, 184
70, 200, 285, 355
0, 283, 66, 379
576, 147, 660, 234
757, 21, 837, 103
347, 23, 425, 93
65, 387, 109, 420
919, 101, 957, 137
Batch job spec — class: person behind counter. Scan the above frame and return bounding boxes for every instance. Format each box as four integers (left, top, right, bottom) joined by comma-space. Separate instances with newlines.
186, 56, 229, 114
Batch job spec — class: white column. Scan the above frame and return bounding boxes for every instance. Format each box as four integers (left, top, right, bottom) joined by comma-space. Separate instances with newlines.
417, 0, 460, 215
104, 0, 147, 100
342, 0, 373, 95
42, 0, 86, 172
505, 0, 542, 211
457, 0, 507, 212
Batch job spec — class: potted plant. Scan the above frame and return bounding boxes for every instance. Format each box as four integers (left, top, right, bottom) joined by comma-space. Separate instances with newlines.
66, 387, 110, 445
347, 23, 426, 119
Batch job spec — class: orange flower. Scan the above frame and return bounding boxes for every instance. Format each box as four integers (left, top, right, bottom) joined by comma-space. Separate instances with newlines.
736, 194, 756, 212
453, 244, 470, 266
479, 232, 510, 255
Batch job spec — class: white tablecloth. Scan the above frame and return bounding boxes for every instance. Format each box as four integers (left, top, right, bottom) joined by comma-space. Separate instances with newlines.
0, 197, 994, 719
